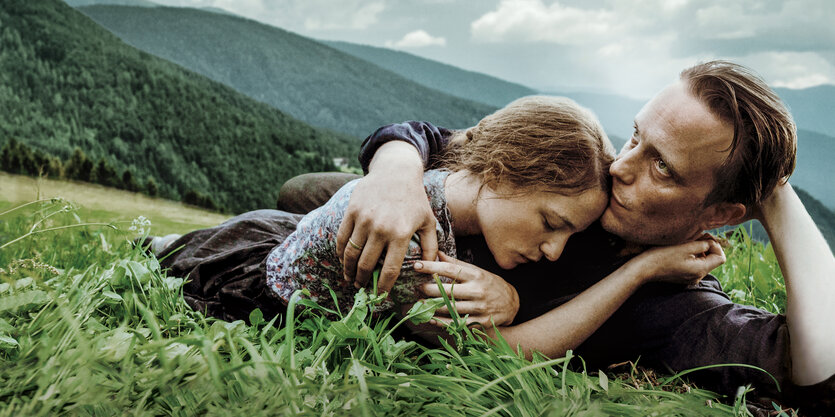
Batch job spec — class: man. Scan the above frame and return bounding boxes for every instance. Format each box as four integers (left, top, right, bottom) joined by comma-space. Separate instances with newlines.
277, 61, 834, 411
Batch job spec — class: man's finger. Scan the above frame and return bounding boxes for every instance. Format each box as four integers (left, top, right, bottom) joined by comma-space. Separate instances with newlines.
377, 240, 410, 293
354, 238, 386, 288
341, 231, 366, 282
336, 210, 355, 261
418, 223, 439, 263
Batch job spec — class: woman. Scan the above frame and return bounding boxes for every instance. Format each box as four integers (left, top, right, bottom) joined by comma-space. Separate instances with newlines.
155, 96, 724, 356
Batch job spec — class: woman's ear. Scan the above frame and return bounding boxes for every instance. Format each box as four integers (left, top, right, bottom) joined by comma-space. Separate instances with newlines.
702, 202, 748, 230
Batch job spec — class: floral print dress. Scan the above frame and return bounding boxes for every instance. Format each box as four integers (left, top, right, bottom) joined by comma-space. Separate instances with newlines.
266, 169, 457, 313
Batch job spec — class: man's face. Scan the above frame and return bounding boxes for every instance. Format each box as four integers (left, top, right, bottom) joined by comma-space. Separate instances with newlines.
600, 80, 736, 245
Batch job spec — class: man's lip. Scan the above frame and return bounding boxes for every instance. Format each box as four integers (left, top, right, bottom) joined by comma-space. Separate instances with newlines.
611, 193, 628, 210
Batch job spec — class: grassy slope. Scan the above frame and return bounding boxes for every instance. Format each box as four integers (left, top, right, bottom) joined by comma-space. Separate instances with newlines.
0, 199, 784, 415
0, 0, 359, 213
0, 172, 227, 235
78, 5, 496, 138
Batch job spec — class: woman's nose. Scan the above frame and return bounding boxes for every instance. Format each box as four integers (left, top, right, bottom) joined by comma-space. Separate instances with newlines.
541, 234, 569, 262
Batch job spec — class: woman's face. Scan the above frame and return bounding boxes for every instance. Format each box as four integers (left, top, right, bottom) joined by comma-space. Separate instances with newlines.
476, 185, 609, 269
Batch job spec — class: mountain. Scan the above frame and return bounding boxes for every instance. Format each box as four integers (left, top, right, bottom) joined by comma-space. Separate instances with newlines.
322, 40, 641, 144
76, 5, 495, 138
322, 40, 537, 109
775, 85, 835, 138
0, 0, 359, 213
792, 129, 835, 210
729, 187, 835, 253
64, 0, 156, 7
795, 187, 835, 251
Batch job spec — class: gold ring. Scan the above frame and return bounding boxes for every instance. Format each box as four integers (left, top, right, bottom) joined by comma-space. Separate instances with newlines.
348, 238, 363, 250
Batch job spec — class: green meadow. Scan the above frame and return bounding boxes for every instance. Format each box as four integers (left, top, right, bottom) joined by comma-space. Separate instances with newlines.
0, 185, 795, 416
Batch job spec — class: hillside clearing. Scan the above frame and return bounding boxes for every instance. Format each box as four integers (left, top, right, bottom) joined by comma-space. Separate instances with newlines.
1, 172, 228, 235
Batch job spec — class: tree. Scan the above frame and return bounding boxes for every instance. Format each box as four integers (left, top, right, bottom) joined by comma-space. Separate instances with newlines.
121, 169, 140, 192
64, 148, 92, 182
93, 157, 118, 188
145, 176, 158, 197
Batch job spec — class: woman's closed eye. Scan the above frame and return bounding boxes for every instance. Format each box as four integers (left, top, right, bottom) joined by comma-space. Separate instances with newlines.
543, 216, 556, 231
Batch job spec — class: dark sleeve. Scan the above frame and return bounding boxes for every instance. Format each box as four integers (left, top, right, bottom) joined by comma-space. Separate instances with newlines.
575, 276, 833, 413
358, 121, 453, 174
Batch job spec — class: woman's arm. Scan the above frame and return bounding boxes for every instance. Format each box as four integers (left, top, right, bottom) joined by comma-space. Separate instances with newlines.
417, 239, 725, 358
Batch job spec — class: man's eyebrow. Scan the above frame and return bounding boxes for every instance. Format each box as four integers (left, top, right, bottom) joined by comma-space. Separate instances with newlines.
646, 139, 683, 181
634, 120, 683, 181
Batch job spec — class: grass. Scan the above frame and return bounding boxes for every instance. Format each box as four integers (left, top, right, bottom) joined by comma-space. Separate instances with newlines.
0, 172, 229, 235
0, 198, 796, 416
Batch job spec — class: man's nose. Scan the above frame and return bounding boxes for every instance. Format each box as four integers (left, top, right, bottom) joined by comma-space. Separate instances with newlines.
610, 151, 636, 185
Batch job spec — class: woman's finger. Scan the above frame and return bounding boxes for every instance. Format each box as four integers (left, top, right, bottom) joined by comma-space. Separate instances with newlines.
432, 300, 483, 316
414, 259, 471, 282
420, 281, 482, 300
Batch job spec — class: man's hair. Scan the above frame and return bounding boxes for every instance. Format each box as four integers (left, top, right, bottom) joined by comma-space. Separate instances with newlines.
442, 95, 615, 196
681, 61, 797, 208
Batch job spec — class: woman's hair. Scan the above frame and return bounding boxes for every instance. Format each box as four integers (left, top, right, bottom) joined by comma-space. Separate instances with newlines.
442, 95, 614, 196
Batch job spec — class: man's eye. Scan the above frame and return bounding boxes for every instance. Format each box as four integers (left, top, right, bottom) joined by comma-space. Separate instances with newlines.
655, 158, 671, 176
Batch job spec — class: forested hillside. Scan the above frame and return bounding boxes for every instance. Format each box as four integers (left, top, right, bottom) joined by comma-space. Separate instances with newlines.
0, 0, 359, 213
77, 5, 495, 138
323, 40, 537, 108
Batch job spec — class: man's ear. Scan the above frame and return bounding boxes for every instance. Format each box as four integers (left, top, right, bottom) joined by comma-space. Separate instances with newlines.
702, 202, 747, 230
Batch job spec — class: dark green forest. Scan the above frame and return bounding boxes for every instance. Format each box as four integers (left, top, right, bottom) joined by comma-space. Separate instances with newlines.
0, 0, 360, 213
77, 5, 496, 138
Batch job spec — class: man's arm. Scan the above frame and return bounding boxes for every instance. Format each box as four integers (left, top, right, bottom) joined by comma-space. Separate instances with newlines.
338, 121, 453, 292
758, 183, 835, 385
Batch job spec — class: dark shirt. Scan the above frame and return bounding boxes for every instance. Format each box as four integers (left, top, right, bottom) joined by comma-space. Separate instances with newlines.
359, 121, 834, 414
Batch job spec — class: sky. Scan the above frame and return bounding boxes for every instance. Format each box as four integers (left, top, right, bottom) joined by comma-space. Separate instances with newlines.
148, 0, 835, 99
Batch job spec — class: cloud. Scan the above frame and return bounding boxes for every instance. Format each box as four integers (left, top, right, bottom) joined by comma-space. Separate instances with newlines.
385, 30, 447, 48
470, 0, 623, 45
738, 51, 835, 89
468, 0, 835, 94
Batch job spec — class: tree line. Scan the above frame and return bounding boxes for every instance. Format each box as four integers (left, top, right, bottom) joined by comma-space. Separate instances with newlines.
1, 138, 221, 210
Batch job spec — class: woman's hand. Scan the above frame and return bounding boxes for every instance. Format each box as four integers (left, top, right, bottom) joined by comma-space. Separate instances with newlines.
634, 235, 726, 285
415, 253, 519, 327
336, 142, 439, 294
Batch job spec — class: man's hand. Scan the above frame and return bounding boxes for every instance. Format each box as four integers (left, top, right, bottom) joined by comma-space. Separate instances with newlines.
416, 253, 519, 327
336, 141, 439, 293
